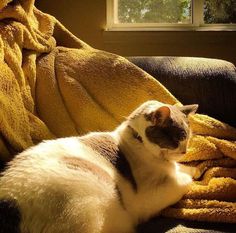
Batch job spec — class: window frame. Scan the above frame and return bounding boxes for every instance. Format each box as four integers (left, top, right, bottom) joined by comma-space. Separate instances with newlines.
106, 0, 236, 31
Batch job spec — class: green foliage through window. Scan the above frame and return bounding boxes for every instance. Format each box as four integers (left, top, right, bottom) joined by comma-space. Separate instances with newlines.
117, 0, 236, 24
204, 0, 236, 23
118, 0, 191, 24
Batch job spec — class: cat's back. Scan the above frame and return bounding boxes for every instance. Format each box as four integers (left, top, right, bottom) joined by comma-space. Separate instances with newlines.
0, 133, 118, 186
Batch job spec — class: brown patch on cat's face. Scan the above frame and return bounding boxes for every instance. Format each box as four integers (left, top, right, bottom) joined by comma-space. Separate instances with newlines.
145, 105, 193, 150
62, 156, 113, 185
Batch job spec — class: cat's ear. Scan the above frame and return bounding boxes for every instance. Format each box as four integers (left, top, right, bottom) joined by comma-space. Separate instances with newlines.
179, 104, 198, 116
152, 106, 170, 125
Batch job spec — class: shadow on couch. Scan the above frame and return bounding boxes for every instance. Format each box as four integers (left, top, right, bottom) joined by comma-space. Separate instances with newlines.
137, 216, 236, 233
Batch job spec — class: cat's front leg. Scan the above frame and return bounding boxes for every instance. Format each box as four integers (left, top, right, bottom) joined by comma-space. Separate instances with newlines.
164, 171, 192, 208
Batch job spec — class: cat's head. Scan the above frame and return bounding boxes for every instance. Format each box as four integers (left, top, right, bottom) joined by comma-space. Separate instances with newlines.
127, 100, 198, 160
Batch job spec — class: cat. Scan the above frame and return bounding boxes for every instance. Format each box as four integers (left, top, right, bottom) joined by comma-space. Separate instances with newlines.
0, 100, 198, 233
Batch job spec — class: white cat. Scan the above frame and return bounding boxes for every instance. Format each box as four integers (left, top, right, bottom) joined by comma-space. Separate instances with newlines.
0, 100, 198, 233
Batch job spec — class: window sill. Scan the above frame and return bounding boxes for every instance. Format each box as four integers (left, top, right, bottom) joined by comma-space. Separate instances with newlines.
105, 24, 236, 32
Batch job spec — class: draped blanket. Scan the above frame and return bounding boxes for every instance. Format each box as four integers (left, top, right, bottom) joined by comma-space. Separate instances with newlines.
0, 0, 235, 223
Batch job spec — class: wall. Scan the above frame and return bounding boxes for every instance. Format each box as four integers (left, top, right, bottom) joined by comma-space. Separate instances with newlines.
36, 0, 236, 65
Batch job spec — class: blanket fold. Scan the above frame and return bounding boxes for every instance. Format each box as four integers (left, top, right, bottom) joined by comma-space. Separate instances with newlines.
0, 0, 235, 223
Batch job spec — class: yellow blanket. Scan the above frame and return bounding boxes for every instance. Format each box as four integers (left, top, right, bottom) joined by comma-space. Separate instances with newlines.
0, 0, 235, 223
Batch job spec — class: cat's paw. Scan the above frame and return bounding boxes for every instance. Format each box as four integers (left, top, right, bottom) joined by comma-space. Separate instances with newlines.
178, 164, 200, 180
177, 172, 192, 188
184, 166, 201, 179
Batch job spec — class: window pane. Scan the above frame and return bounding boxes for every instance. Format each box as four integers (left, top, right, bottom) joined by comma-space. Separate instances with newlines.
204, 0, 236, 24
117, 0, 192, 24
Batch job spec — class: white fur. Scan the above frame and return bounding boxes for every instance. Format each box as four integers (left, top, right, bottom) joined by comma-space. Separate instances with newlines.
0, 100, 193, 233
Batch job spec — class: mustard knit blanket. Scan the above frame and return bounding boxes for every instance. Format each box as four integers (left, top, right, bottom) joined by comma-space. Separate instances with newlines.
0, 0, 235, 223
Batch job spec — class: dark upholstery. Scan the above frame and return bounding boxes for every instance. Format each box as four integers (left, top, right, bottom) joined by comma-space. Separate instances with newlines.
128, 56, 236, 127
137, 216, 236, 233
127, 56, 236, 233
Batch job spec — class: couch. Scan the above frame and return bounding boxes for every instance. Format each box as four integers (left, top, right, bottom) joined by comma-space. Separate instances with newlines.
0, 56, 235, 233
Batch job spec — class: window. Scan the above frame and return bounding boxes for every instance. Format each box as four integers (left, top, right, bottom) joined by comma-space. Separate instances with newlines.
106, 0, 236, 31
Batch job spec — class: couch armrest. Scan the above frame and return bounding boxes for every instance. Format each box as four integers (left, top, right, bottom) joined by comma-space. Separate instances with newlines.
127, 56, 236, 127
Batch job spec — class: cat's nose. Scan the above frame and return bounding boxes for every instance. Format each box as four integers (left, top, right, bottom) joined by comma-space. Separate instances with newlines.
181, 149, 186, 154
179, 142, 187, 154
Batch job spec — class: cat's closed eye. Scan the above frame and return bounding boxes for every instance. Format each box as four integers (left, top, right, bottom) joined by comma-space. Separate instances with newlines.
164, 124, 187, 141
